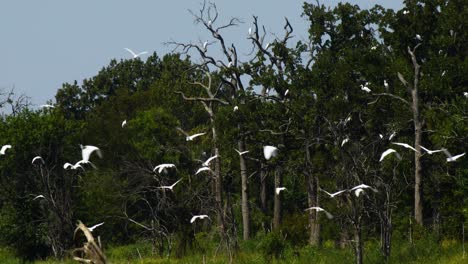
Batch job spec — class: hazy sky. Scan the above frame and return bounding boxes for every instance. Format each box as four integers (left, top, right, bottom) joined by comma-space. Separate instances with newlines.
0, 1, 403, 107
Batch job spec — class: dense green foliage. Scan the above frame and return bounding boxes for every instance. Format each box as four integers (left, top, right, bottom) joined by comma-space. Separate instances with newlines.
0, 0, 466, 263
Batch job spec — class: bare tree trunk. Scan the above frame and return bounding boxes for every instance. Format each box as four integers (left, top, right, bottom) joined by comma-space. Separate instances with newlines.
260, 164, 267, 213
273, 167, 282, 230
238, 138, 250, 240
305, 141, 320, 245
354, 223, 363, 264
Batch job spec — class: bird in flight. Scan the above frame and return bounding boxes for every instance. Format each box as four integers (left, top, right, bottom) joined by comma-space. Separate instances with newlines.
420, 146, 445, 155
350, 184, 378, 197
0, 145, 12, 155
80, 145, 102, 162
304, 207, 334, 219
276, 187, 287, 195
88, 222, 105, 232
234, 149, 249, 156
157, 179, 182, 191
202, 155, 218, 167
442, 149, 465, 162
263, 146, 278, 160
320, 188, 347, 198
195, 167, 212, 175
39, 104, 55, 109
380, 149, 401, 162
33, 195, 45, 201
153, 163, 176, 174
190, 215, 210, 223
32, 156, 44, 165
124, 48, 148, 58
392, 142, 418, 152
186, 132, 206, 141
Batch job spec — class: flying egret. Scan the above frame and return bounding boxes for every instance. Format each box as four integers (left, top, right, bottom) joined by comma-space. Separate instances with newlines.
202, 155, 218, 167
234, 149, 249, 156
0, 145, 12, 155
195, 167, 212, 175
153, 163, 176, 174
304, 207, 334, 219
186, 132, 206, 141
122, 120, 127, 128
233, 106, 239, 112
360, 84, 371, 93
276, 187, 287, 195
320, 188, 347, 198
392, 142, 418, 152
80, 145, 102, 162
380, 149, 401, 162
350, 184, 378, 197
124, 48, 148, 58
284, 89, 289, 96
88, 222, 104, 232
39, 104, 55, 109
203, 41, 208, 51
442, 149, 465, 162
415, 34, 423, 41
33, 195, 45, 200
248, 27, 253, 36
31, 156, 44, 165
157, 179, 182, 191
464, 92, 468, 98
389, 132, 397, 140
263, 146, 278, 160
341, 138, 350, 147
420, 146, 445, 155
190, 215, 210, 223
265, 42, 270, 49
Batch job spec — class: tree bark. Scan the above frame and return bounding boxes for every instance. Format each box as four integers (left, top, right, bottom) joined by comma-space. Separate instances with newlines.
305, 140, 320, 245
273, 167, 282, 230
238, 139, 250, 240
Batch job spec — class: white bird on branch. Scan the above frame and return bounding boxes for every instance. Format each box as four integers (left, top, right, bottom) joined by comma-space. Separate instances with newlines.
235, 149, 249, 156
380, 149, 401, 162
415, 34, 423, 41
304, 207, 334, 219
0, 145, 12, 155
195, 167, 212, 175
202, 155, 218, 167
360, 83, 371, 93
263, 145, 278, 160
392, 142, 418, 152
384, 80, 389, 89
32, 156, 44, 165
233, 105, 239, 112
276, 187, 287, 195
190, 215, 210, 223
320, 188, 347, 198
88, 222, 104, 232
420, 146, 445, 155
80, 145, 102, 162
153, 163, 176, 174
350, 184, 378, 197
122, 120, 127, 128
442, 149, 465, 162
124, 48, 148, 58
157, 179, 182, 191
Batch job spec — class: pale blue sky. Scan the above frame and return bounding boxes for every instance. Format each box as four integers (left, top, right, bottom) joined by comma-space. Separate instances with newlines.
0, 1, 403, 107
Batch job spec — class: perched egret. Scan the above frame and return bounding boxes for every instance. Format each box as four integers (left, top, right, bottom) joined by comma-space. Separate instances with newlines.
360, 84, 371, 93
122, 120, 127, 128
320, 188, 347, 198
233, 106, 239, 112
153, 163, 176, 174
392, 142, 418, 152
190, 215, 210, 223
157, 179, 182, 191
207, 20, 212, 27
403, 10, 410, 15
389, 132, 397, 140
248, 27, 252, 36
234, 149, 249, 156
276, 187, 287, 195
442, 149, 465, 162
284, 89, 289, 96
0, 145, 12, 155
415, 34, 423, 41
420, 146, 445, 155
33, 195, 45, 200
371, 46, 377, 50
124, 48, 148, 58
32, 156, 44, 165
195, 167, 212, 175
202, 155, 218, 167
88, 222, 104, 232
304, 207, 334, 219
379, 134, 384, 139
341, 138, 350, 147
80, 145, 102, 162
186, 132, 206, 141
350, 184, 378, 197
227, 61, 234, 68
263, 146, 278, 160
463, 92, 468, 98
203, 41, 208, 51
380, 149, 401, 162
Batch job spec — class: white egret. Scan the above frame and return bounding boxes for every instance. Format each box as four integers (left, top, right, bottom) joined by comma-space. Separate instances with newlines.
88, 222, 104, 232
304, 207, 334, 219
389, 132, 397, 140
276, 187, 287, 195
442, 149, 465, 162
234, 149, 249, 156
420, 146, 445, 155
203, 41, 208, 51
441, 70, 446, 76
186, 132, 206, 141
320, 188, 347, 198
39, 104, 55, 109
32, 156, 44, 165
384, 80, 389, 89
153, 163, 176, 174
157, 179, 182, 191
195, 167, 212, 175
263, 146, 278, 160
233, 106, 239, 112
202, 155, 218, 167
0, 145, 11, 155
415, 34, 423, 41
284, 89, 289, 96
248, 27, 253, 36
379, 134, 384, 139
371, 46, 377, 50
33, 195, 45, 200
379, 149, 401, 162
464, 92, 468, 98
122, 120, 127, 128
341, 138, 349, 147
403, 10, 410, 15
190, 215, 210, 223
265, 42, 270, 49
350, 184, 378, 197
392, 142, 418, 152
360, 84, 371, 93
124, 48, 148, 58
80, 145, 102, 162
227, 61, 234, 68
63, 162, 84, 171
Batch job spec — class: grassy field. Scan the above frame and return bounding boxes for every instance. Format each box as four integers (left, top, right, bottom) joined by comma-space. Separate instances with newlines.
1, 237, 465, 263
